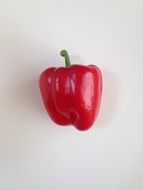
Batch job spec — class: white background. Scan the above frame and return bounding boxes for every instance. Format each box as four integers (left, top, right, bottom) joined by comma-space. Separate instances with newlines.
0, 0, 143, 190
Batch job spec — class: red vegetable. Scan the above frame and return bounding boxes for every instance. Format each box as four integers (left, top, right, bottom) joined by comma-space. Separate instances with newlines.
39, 50, 102, 131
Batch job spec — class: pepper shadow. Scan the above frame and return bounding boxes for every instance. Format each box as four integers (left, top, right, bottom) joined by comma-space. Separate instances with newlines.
96, 69, 121, 127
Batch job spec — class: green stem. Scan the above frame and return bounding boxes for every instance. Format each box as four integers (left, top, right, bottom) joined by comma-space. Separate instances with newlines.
60, 50, 71, 67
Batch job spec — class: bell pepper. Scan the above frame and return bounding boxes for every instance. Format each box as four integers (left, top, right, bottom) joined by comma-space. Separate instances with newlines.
39, 50, 102, 131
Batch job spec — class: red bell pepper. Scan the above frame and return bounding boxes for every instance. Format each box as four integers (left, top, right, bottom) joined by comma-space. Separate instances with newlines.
39, 50, 102, 131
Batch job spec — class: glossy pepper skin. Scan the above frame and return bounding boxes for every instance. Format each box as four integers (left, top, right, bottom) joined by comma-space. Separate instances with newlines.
39, 50, 102, 131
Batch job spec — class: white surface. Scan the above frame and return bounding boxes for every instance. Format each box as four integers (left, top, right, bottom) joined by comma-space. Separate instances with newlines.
0, 0, 143, 190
